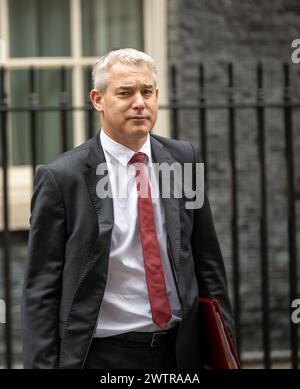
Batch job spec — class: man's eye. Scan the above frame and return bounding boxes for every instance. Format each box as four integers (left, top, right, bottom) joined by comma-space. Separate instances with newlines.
118, 91, 130, 96
143, 90, 153, 97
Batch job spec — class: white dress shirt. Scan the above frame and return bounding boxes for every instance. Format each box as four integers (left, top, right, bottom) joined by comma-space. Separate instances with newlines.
95, 129, 182, 337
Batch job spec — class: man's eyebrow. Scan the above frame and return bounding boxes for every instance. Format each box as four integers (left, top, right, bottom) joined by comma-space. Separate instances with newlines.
116, 86, 133, 90
116, 84, 154, 91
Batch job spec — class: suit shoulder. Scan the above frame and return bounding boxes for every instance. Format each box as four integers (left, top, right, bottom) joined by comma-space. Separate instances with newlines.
42, 136, 95, 173
151, 133, 198, 162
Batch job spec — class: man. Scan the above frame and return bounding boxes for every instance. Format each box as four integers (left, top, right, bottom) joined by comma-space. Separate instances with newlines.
22, 48, 235, 369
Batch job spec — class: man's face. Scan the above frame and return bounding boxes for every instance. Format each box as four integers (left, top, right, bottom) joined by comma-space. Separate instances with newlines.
91, 63, 158, 148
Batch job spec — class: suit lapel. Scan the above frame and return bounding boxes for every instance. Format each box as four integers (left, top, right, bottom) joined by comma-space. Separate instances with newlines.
60, 133, 181, 368
60, 133, 114, 369
151, 136, 181, 275
83, 136, 114, 234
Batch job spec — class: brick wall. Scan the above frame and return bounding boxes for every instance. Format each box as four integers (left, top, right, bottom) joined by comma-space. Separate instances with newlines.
167, 0, 300, 360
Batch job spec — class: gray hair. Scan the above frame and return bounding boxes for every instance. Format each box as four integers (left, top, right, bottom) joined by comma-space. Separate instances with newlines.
92, 48, 158, 93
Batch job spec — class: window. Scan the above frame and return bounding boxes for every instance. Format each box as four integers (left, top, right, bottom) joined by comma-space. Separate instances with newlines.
7, 0, 143, 166
9, 0, 71, 57
10, 69, 73, 165
0, 0, 168, 230
82, 0, 143, 56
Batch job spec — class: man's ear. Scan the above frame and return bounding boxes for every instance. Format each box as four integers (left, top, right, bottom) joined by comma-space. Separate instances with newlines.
155, 88, 159, 106
90, 89, 104, 112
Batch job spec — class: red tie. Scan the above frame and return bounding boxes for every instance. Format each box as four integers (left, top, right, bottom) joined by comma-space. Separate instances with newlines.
129, 152, 172, 329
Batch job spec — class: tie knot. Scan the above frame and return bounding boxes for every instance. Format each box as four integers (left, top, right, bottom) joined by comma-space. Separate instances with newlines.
129, 152, 147, 165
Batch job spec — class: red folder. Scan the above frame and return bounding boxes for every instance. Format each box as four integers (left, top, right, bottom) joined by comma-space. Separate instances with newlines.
198, 297, 241, 369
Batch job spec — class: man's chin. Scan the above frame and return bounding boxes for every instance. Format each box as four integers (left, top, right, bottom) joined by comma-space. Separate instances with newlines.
129, 126, 151, 137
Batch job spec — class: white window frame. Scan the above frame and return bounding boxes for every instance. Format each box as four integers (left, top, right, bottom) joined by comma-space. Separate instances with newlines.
0, 0, 169, 230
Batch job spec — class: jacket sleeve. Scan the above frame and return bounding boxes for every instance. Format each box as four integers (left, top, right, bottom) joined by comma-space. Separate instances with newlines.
189, 142, 237, 347
22, 165, 65, 368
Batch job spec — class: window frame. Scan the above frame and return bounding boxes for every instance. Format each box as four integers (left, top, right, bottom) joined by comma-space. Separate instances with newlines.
0, 0, 169, 230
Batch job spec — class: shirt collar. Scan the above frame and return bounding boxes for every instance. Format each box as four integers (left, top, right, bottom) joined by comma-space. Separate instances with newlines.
100, 128, 152, 167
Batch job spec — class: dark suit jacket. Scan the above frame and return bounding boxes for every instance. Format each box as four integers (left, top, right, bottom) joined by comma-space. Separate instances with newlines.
22, 132, 235, 369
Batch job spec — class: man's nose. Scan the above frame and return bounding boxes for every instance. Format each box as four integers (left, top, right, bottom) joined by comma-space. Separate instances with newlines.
132, 92, 145, 109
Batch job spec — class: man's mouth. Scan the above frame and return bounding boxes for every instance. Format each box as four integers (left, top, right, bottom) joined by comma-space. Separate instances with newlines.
128, 116, 148, 120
